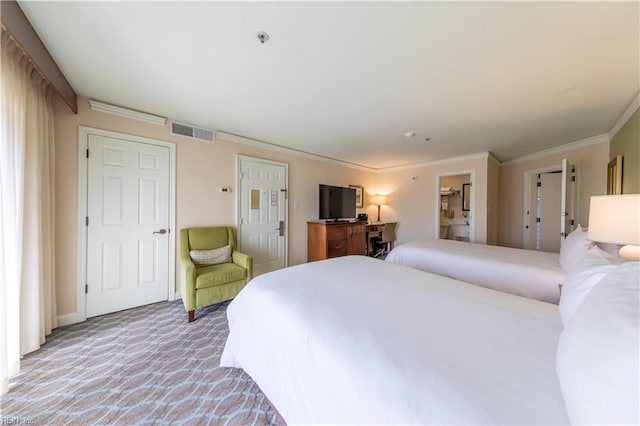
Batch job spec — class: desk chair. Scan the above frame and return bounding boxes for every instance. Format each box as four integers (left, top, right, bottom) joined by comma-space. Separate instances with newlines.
373, 222, 397, 258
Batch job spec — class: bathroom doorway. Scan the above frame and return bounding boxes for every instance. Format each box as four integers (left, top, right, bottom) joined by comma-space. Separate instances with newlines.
436, 171, 475, 243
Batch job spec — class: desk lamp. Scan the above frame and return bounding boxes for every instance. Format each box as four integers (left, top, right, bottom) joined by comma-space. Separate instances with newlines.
371, 195, 388, 223
588, 194, 640, 261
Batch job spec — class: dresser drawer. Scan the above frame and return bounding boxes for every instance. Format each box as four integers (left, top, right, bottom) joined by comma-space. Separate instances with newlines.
326, 227, 348, 241
307, 221, 366, 262
327, 239, 348, 257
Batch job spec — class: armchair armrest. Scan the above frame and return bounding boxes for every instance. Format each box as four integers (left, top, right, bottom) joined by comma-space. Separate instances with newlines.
179, 229, 197, 310
180, 251, 195, 273
232, 250, 253, 280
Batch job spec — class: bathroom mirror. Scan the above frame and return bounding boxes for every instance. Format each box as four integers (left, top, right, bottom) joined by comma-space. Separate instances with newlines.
462, 183, 471, 211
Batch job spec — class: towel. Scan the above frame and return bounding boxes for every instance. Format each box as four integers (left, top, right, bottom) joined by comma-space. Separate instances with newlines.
441, 197, 449, 210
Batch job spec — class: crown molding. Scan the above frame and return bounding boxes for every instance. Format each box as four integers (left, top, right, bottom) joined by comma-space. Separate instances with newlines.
377, 152, 490, 173
500, 133, 609, 166
216, 131, 377, 173
609, 92, 640, 140
488, 152, 501, 165
218, 129, 609, 173
88, 99, 167, 125
219, 129, 491, 173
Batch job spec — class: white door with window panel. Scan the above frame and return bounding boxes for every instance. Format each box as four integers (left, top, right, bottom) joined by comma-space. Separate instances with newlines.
238, 156, 288, 276
86, 134, 170, 317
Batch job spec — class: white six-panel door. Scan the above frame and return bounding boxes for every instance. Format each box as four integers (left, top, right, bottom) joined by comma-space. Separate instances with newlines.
238, 156, 288, 276
560, 158, 576, 239
539, 172, 562, 252
86, 133, 170, 317
522, 158, 576, 252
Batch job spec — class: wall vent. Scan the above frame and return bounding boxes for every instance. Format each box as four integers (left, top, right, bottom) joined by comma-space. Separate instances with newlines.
170, 121, 215, 143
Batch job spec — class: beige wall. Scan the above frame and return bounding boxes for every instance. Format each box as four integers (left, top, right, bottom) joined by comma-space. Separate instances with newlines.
53, 96, 616, 318
610, 107, 639, 194
374, 155, 489, 245
498, 141, 609, 248
54, 97, 376, 316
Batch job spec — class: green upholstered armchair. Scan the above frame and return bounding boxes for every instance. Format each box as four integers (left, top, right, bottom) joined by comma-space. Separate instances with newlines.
179, 227, 253, 322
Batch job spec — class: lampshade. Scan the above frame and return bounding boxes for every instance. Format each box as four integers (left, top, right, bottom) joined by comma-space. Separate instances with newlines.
371, 195, 388, 206
588, 194, 640, 260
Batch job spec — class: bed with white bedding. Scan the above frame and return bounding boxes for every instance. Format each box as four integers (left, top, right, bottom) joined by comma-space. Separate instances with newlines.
385, 239, 566, 303
221, 255, 569, 425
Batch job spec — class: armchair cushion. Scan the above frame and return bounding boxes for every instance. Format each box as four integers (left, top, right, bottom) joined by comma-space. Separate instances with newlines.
195, 263, 248, 289
190, 245, 231, 266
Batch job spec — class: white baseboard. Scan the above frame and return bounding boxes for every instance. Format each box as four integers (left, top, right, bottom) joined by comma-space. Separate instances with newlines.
57, 312, 82, 327
56, 293, 181, 328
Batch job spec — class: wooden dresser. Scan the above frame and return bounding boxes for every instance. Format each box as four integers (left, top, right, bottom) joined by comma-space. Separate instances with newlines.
307, 221, 366, 262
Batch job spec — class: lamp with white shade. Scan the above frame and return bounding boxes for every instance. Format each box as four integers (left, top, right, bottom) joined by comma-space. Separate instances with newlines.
588, 194, 640, 261
371, 194, 388, 223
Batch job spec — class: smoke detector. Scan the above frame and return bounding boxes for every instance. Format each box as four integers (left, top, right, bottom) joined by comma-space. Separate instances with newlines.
257, 31, 270, 44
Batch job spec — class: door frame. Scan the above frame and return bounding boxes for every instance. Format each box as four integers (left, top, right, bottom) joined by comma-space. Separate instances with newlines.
236, 155, 289, 270
522, 165, 561, 249
434, 170, 476, 242
77, 126, 176, 323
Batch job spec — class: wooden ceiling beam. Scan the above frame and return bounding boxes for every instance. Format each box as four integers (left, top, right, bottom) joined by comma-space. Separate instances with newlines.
1, 0, 77, 113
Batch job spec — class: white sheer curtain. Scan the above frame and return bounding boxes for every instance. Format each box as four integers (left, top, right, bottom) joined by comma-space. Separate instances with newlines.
1, 31, 57, 395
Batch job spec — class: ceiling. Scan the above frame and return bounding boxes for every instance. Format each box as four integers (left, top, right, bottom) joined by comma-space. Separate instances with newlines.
19, 1, 639, 170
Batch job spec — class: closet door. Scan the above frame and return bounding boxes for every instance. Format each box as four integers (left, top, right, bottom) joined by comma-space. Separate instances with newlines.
539, 173, 562, 252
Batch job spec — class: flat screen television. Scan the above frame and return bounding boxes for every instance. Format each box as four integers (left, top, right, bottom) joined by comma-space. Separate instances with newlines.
319, 184, 356, 221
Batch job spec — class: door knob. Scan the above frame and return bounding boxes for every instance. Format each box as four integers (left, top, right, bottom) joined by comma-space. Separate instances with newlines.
153, 229, 167, 235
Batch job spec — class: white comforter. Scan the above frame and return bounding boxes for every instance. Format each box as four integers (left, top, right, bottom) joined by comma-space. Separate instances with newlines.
386, 240, 566, 304
221, 256, 569, 425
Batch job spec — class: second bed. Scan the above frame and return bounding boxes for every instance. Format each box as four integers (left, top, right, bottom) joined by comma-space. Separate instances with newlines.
385, 239, 566, 303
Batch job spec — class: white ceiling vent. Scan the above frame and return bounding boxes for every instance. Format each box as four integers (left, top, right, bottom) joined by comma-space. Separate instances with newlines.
170, 121, 215, 143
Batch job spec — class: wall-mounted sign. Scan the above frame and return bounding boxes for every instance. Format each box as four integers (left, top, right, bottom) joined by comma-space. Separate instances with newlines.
251, 189, 260, 209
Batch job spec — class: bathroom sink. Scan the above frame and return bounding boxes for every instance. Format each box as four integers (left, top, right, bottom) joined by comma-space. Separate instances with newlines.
451, 224, 470, 240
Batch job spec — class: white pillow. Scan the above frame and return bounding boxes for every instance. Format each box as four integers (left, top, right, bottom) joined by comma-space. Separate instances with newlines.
595, 241, 622, 258
559, 246, 622, 325
190, 245, 232, 266
557, 262, 640, 425
559, 224, 594, 271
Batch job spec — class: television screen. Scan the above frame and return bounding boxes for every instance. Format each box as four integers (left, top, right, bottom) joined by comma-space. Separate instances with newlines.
319, 184, 356, 220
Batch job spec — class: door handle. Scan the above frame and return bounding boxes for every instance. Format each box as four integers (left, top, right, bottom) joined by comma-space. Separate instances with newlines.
153, 229, 167, 235
275, 221, 285, 237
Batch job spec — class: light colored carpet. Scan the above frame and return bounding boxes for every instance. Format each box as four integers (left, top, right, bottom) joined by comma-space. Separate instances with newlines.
1, 300, 277, 425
